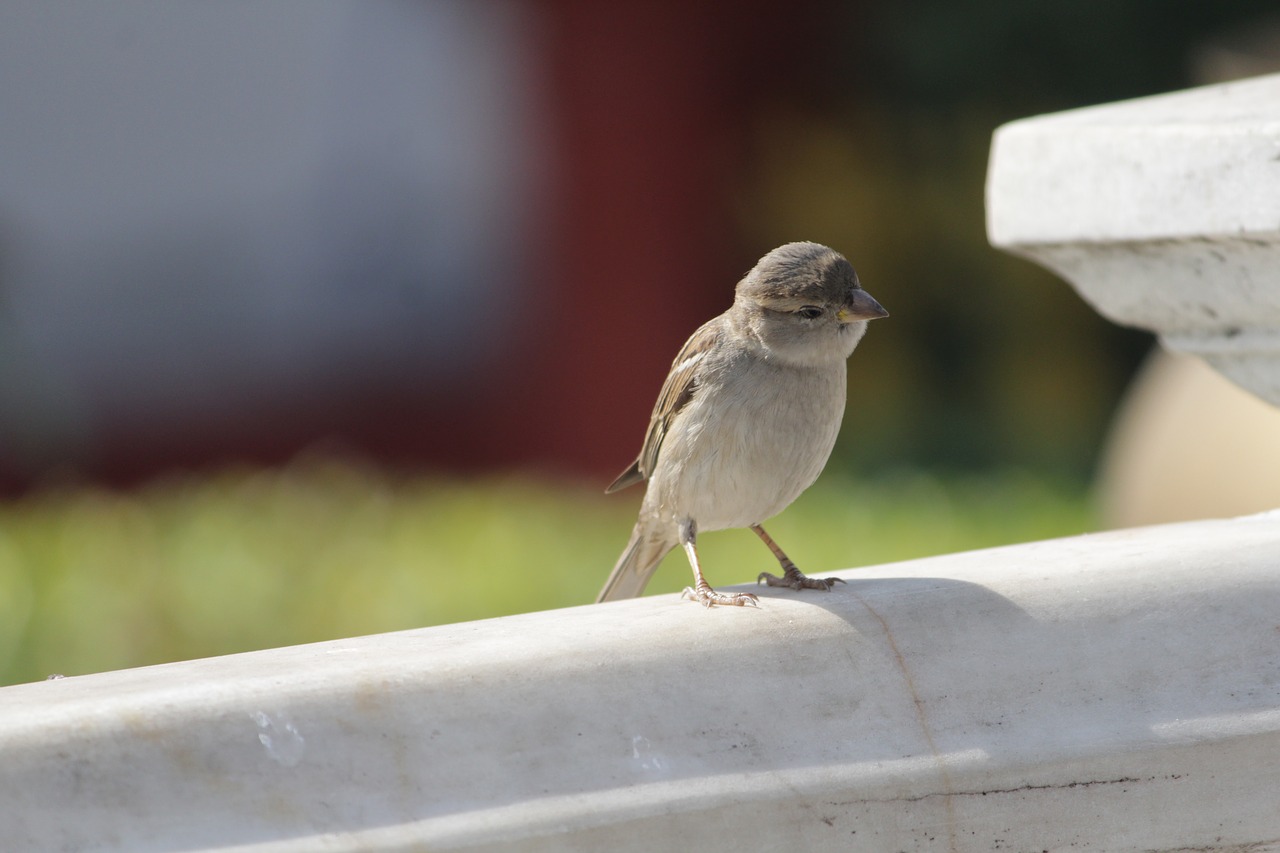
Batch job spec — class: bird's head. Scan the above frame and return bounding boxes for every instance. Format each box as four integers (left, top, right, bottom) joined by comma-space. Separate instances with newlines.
733, 242, 888, 364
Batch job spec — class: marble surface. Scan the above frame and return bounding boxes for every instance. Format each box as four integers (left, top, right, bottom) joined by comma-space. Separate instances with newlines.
3, 513, 1280, 851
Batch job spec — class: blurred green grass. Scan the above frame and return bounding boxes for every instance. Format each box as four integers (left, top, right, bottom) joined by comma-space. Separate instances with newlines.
0, 457, 1094, 686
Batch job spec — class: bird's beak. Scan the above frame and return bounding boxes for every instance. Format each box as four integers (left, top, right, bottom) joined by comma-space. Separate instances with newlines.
837, 290, 889, 323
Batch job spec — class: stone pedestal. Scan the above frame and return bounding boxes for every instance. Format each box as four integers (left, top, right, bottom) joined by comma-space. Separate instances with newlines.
987, 72, 1280, 405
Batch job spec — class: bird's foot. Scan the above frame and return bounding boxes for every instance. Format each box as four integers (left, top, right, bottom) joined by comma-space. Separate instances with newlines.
757, 564, 846, 592
681, 583, 759, 608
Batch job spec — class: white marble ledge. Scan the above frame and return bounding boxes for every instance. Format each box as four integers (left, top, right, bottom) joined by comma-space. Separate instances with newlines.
3, 513, 1280, 852
986, 73, 1280, 405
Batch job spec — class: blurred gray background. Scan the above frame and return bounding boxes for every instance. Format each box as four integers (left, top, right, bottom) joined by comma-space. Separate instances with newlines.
1, 0, 1277, 493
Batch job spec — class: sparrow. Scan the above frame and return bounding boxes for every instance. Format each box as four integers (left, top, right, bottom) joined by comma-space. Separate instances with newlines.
598, 242, 888, 607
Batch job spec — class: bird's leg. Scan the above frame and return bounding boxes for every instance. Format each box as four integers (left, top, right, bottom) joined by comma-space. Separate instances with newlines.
752, 524, 846, 592
678, 519, 758, 608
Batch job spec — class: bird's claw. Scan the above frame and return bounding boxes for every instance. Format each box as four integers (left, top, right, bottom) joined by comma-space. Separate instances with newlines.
757, 570, 847, 592
681, 586, 759, 608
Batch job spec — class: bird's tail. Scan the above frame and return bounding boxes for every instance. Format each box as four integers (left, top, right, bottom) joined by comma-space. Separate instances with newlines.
596, 523, 676, 602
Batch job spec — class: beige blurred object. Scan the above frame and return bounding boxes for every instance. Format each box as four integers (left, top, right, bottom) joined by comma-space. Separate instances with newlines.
1190, 12, 1280, 85
1099, 349, 1280, 528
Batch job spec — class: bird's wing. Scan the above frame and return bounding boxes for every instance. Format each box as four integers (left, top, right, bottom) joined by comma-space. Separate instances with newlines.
605, 318, 722, 494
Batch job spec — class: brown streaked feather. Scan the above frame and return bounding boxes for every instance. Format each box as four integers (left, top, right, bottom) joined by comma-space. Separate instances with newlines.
604, 318, 722, 493
604, 460, 644, 494
595, 522, 677, 602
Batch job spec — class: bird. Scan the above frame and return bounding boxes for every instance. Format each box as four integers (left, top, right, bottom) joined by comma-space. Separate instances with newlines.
598, 241, 888, 607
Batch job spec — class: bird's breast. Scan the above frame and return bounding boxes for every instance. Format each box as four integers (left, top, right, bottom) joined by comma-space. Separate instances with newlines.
646, 356, 847, 531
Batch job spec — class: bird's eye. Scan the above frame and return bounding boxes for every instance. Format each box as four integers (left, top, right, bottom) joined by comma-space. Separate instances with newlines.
797, 306, 824, 320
